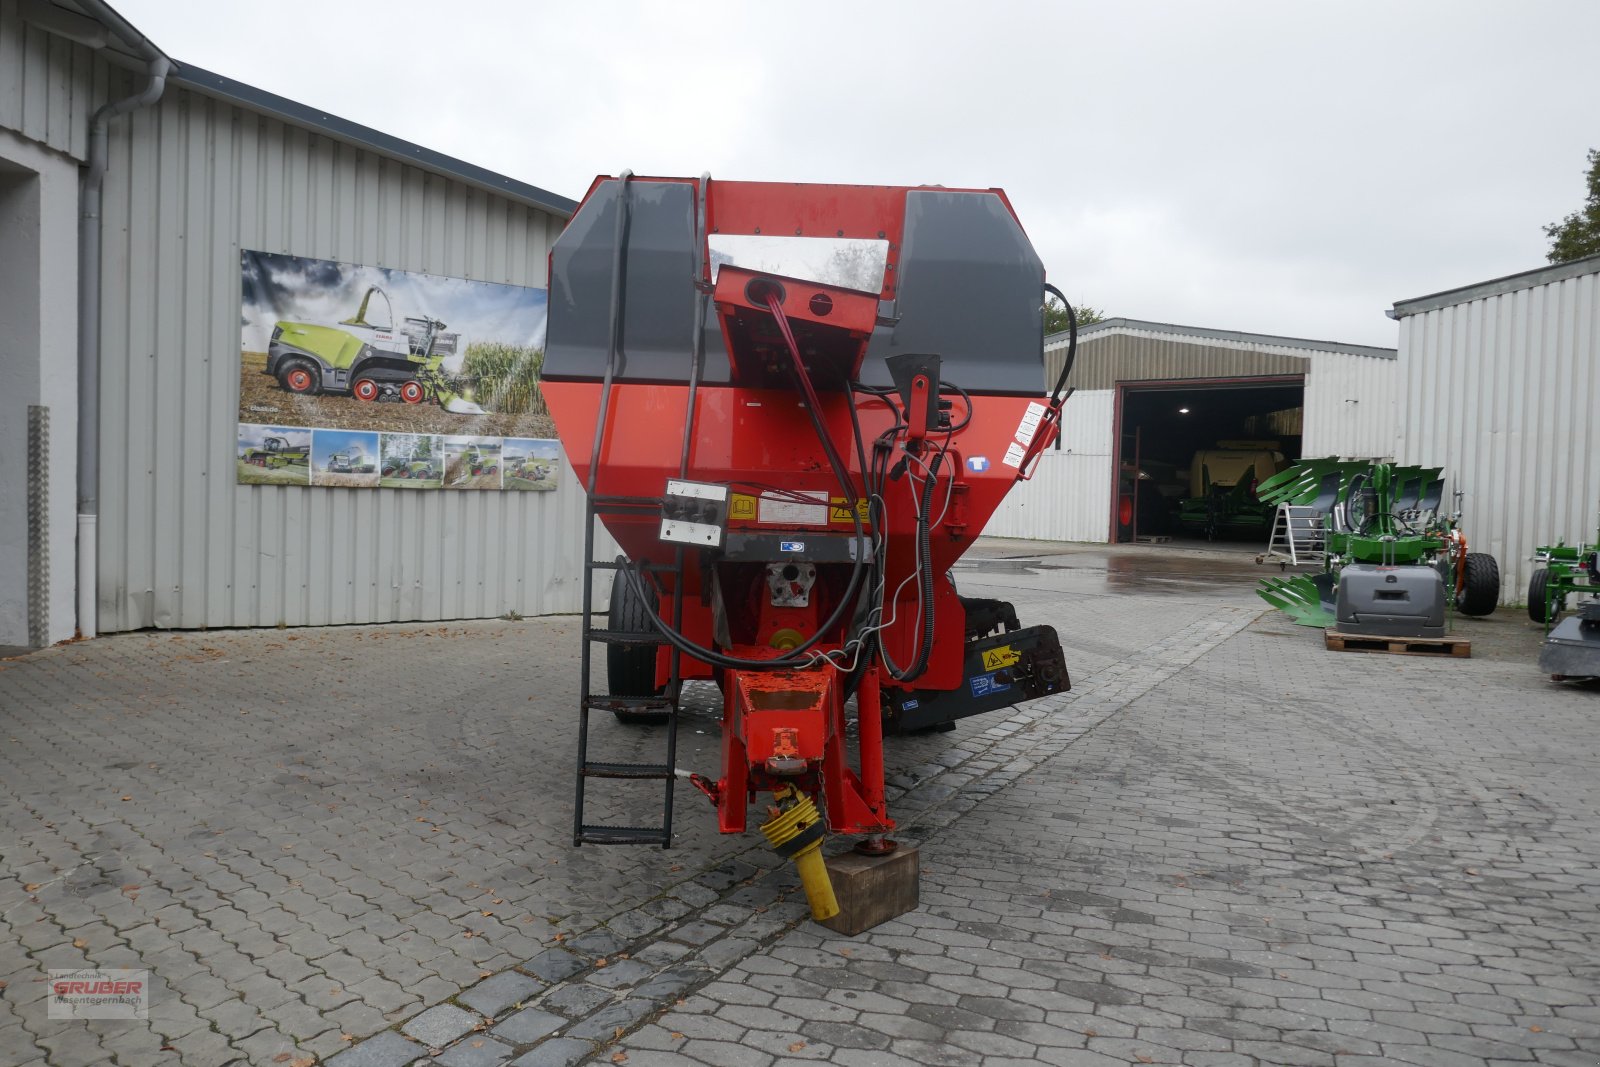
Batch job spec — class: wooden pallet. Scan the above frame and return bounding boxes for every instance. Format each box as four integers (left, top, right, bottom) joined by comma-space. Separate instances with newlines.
1135, 535, 1172, 544
1324, 630, 1471, 658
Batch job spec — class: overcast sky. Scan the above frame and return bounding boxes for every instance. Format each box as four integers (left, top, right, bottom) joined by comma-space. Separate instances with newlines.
120, 0, 1599, 348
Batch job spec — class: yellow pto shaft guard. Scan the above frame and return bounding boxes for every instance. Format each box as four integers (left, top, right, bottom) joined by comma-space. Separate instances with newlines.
760, 786, 839, 921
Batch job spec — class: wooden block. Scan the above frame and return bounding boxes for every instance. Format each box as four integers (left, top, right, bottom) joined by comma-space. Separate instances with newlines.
816, 844, 920, 937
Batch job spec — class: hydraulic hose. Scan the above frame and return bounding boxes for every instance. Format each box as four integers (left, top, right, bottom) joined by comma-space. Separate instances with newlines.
614, 287, 869, 673
1045, 282, 1078, 406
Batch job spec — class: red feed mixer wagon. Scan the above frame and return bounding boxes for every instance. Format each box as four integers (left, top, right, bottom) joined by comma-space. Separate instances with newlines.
543, 174, 1076, 921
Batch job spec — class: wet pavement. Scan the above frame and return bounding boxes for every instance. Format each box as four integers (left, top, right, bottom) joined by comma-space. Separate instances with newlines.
0, 537, 1592, 1066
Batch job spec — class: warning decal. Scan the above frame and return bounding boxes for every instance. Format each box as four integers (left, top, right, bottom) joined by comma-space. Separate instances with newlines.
1013, 401, 1046, 447
729, 493, 757, 521
981, 645, 1020, 672
829, 497, 871, 524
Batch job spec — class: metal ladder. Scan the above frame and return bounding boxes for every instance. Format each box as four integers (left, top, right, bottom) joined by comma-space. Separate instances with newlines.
1262, 503, 1326, 566
572, 495, 685, 848
571, 171, 709, 849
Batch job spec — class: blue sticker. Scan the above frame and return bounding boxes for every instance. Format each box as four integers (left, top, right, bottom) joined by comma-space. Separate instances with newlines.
969, 671, 1011, 698
779, 540, 805, 553
967, 456, 990, 472
902, 698, 919, 710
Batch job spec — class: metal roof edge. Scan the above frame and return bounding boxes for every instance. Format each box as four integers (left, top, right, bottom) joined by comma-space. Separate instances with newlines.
1391, 253, 1600, 318
1045, 317, 1397, 360
170, 63, 577, 219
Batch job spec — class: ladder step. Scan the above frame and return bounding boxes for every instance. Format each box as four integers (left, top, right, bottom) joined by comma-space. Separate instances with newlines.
592, 494, 663, 510
577, 824, 671, 846
585, 696, 674, 713
591, 559, 679, 573
586, 628, 668, 646
581, 761, 673, 779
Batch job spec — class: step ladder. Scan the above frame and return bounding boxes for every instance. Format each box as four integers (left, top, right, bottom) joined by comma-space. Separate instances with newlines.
1261, 503, 1326, 566
571, 170, 710, 850
572, 494, 685, 848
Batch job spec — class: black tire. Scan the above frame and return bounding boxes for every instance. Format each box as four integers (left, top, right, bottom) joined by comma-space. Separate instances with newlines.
1527, 568, 1552, 623
1458, 552, 1500, 616
607, 573, 669, 725
276, 358, 320, 395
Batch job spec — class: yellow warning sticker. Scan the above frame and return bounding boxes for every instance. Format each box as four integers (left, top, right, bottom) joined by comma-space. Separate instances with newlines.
729, 493, 757, 521
981, 645, 1021, 672
829, 497, 871, 524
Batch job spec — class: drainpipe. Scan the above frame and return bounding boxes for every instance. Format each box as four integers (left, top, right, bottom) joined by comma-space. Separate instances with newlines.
77, 56, 170, 638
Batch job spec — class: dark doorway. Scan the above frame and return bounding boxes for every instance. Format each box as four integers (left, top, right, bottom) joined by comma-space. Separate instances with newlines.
1113, 376, 1305, 542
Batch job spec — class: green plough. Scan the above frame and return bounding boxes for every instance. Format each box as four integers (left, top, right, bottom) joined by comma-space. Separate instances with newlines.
1253, 459, 1499, 631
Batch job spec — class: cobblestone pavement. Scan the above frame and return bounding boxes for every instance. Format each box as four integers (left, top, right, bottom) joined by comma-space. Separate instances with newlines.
1, 541, 1594, 1066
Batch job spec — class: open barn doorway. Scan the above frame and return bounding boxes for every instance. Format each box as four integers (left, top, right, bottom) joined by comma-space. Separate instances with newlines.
1112, 376, 1305, 543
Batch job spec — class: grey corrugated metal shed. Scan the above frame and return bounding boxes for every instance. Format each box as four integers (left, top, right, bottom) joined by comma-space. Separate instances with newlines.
172, 63, 577, 219
1390, 252, 1600, 318
1048, 317, 1398, 360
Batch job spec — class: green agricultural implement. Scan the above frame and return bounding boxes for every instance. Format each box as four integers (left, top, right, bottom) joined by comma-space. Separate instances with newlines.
325, 453, 354, 473
506, 454, 550, 480
267, 286, 485, 414
242, 435, 310, 468
1254, 459, 1500, 636
382, 458, 437, 480
1531, 514, 1600, 681
1176, 442, 1286, 540
459, 447, 499, 476
1528, 519, 1600, 627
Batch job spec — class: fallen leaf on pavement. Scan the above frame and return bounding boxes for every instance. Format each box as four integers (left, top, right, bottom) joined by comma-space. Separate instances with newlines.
669, 1032, 684, 1041
788, 1042, 807, 1052
611, 1053, 627, 1064
72, 939, 87, 949
272, 1055, 292, 1063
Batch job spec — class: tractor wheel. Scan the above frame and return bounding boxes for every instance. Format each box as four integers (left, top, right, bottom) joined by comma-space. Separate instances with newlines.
1458, 552, 1500, 616
607, 572, 669, 725
1527, 568, 1552, 623
399, 381, 425, 404
352, 377, 381, 402
278, 360, 319, 395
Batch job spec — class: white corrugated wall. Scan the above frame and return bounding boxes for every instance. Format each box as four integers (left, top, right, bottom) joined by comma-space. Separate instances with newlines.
1302, 349, 1400, 459
0, 0, 109, 162
95, 84, 585, 631
982, 390, 1115, 543
1396, 267, 1600, 606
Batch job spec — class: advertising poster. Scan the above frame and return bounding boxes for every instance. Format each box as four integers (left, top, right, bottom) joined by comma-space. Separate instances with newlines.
238, 251, 560, 490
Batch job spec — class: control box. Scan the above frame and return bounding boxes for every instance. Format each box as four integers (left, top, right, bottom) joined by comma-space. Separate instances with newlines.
660, 479, 730, 549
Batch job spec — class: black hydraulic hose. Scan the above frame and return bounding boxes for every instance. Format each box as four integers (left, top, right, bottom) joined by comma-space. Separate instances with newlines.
1045, 282, 1078, 406
614, 288, 870, 673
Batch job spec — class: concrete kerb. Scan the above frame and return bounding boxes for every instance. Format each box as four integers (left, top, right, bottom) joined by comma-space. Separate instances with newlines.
338, 605, 1267, 1067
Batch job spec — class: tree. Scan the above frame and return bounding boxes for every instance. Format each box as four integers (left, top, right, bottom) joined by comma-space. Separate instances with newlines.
1044, 296, 1105, 336
1544, 148, 1600, 264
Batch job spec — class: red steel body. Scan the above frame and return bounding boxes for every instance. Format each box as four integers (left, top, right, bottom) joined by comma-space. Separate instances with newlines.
545, 177, 1059, 839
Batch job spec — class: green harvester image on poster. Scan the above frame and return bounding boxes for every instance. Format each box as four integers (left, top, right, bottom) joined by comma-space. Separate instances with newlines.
237, 251, 558, 489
